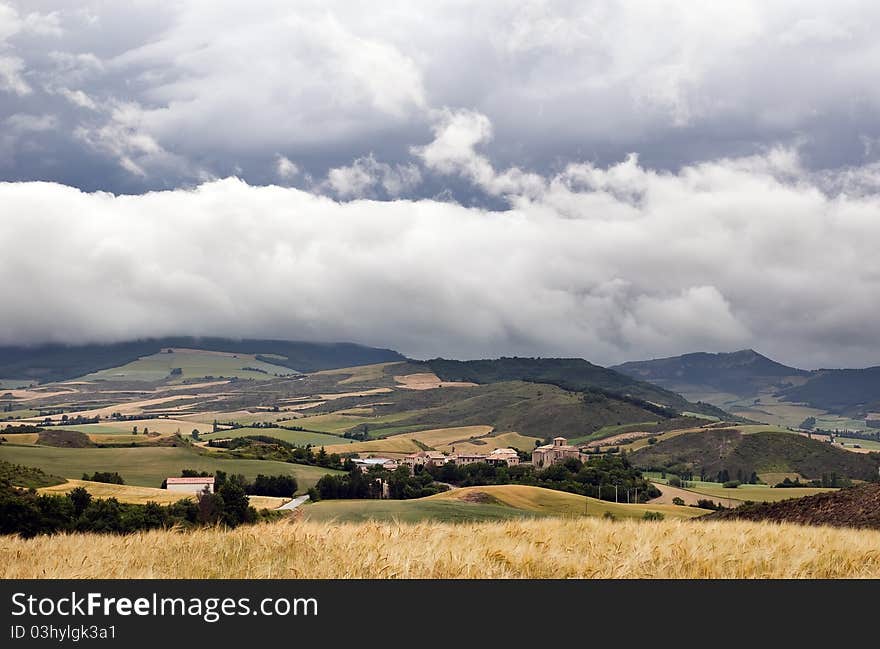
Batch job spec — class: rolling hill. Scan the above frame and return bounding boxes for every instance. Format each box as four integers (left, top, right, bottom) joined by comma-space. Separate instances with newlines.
612, 349, 808, 400
422, 357, 732, 420
775, 366, 880, 415
0, 337, 404, 384
630, 428, 880, 482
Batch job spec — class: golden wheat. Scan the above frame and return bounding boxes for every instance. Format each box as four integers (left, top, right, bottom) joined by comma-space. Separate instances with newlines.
3, 518, 880, 578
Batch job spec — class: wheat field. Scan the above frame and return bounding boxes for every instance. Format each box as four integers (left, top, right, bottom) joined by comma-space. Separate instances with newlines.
3, 518, 880, 578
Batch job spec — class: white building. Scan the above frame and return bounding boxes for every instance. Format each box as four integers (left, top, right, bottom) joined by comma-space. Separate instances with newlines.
165, 476, 215, 494
352, 457, 399, 472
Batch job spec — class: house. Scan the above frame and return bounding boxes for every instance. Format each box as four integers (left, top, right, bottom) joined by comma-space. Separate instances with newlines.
402, 451, 449, 468
531, 437, 583, 468
447, 452, 486, 466
486, 447, 520, 466
165, 476, 214, 494
405, 448, 521, 468
351, 457, 399, 472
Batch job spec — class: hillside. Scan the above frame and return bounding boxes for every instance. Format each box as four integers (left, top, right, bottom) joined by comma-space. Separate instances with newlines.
423, 357, 731, 420
630, 429, 880, 481
708, 483, 880, 530
5, 517, 880, 578
776, 367, 880, 415
612, 349, 807, 399
308, 380, 677, 440
0, 338, 404, 384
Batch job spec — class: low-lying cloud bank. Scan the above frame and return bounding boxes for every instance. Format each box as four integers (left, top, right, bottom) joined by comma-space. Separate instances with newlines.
3, 144, 880, 369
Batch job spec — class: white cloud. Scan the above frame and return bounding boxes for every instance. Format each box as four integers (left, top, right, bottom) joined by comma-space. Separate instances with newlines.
3, 144, 880, 368
322, 154, 421, 199
275, 155, 299, 180
5, 112, 57, 132
0, 55, 30, 95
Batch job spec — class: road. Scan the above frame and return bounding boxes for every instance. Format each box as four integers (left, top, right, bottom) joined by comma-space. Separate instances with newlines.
278, 494, 310, 510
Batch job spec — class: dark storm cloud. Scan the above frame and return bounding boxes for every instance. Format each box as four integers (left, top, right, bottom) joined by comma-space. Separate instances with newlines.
3, 1, 880, 191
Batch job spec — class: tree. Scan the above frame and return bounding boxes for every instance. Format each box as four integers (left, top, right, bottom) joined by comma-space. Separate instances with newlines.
67, 486, 92, 516
132, 426, 138, 435
672, 496, 685, 506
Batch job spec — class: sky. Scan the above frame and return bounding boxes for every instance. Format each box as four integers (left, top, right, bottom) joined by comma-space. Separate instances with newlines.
2, 1, 880, 369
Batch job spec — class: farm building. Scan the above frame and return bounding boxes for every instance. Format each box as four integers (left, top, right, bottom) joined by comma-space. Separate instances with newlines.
485, 447, 520, 466
165, 476, 214, 494
402, 451, 449, 468
403, 448, 521, 468
352, 457, 399, 472
531, 437, 583, 468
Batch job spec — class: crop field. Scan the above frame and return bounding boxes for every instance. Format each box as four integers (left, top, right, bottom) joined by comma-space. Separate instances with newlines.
283, 411, 416, 435
5, 517, 880, 578
439, 431, 540, 453
80, 349, 295, 383
836, 436, 880, 451
646, 474, 835, 503
313, 362, 402, 385
321, 436, 424, 455
36, 479, 287, 509
202, 427, 343, 447
0, 444, 339, 492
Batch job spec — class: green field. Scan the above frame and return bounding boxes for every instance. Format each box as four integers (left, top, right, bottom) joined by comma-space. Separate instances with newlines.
283, 411, 414, 435
646, 473, 835, 503
303, 485, 706, 523
80, 349, 296, 383
0, 444, 340, 493
836, 437, 880, 451
202, 427, 344, 446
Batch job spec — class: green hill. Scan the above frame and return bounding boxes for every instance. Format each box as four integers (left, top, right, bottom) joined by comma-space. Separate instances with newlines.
422, 357, 731, 420
612, 349, 808, 399
310, 380, 672, 440
0, 338, 404, 384
777, 367, 880, 415
630, 428, 880, 482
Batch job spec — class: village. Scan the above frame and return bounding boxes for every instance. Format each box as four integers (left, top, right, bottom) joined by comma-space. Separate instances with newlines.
161, 437, 586, 498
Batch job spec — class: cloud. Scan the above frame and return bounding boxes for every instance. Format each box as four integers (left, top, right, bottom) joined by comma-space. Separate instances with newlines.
2, 142, 880, 369
2, 2, 880, 191
321, 154, 421, 199
275, 155, 299, 181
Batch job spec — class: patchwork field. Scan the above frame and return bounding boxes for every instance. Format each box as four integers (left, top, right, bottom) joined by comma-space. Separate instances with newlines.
5, 517, 880, 578
0, 444, 339, 492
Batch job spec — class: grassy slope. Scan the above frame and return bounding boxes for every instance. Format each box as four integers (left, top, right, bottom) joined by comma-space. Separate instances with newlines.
5, 517, 880, 578
201, 427, 343, 446
303, 484, 704, 523
631, 428, 880, 480
423, 357, 731, 419
0, 444, 339, 492
321, 381, 669, 440
0, 458, 65, 488
82, 350, 295, 382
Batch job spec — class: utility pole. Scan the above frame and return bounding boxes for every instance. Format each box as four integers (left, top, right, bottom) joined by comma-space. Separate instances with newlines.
615, 484, 618, 503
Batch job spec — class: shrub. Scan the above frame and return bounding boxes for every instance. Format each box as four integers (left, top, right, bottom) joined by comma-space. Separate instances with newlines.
672, 496, 685, 506
722, 480, 741, 489
82, 471, 124, 485
668, 476, 682, 488
643, 511, 665, 521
